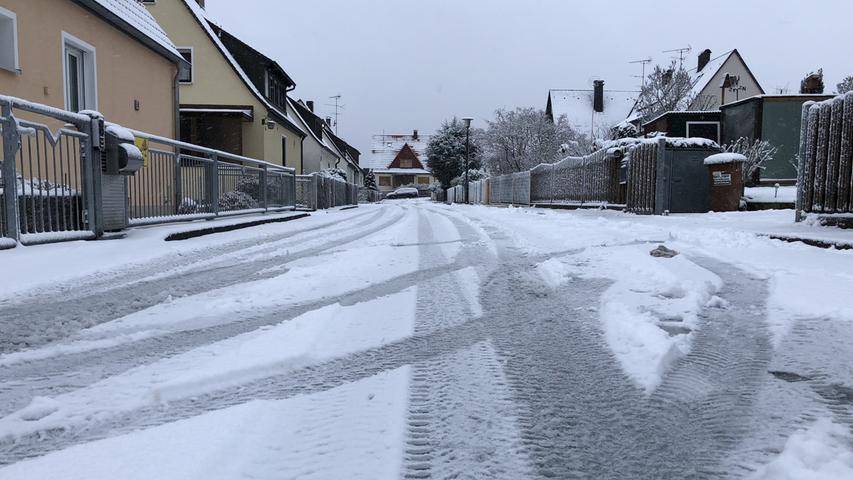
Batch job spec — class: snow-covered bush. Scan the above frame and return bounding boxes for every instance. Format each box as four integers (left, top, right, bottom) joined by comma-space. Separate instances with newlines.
723, 137, 778, 186
218, 191, 258, 211
235, 175, 261, 200
363, 169, 378, 190
450, 168, 487, 187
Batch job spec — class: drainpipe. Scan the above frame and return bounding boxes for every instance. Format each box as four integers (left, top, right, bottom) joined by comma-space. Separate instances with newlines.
173, 68, 181, 141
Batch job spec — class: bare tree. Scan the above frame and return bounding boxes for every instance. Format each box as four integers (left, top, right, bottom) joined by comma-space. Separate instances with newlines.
635, 61, 696, 123
481, 108, 587, 174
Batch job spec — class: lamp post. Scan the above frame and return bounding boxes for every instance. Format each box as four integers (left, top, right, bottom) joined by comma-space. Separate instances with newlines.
462, 117, 473, 204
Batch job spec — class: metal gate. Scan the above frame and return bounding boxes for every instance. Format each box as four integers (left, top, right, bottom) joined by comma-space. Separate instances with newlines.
1, 95, 101, 246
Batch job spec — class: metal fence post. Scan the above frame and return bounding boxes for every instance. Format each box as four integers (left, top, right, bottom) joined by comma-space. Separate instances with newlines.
1, 102, 21, 242
80, 114, 104, 237
174, 155, 183, 215
260, 164, 268, 211
209, 153, 220, 216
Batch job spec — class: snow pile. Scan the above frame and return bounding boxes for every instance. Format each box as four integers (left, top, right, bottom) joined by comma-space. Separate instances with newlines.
748, 418, 853, 480
542, 244, 722, 392
704, 152, 747, 165
0, 368, 411, 480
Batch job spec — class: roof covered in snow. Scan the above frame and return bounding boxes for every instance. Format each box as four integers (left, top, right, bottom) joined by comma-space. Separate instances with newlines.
77, 0, 182, 63
686, 49, 764, 106
363, 133, 432, 172
546, 89, 639, 140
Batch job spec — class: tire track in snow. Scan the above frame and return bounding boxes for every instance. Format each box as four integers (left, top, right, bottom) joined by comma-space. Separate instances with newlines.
0, 207, 403, 353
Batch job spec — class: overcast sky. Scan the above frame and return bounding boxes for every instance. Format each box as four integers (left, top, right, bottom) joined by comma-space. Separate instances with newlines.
205, 0, 850, 155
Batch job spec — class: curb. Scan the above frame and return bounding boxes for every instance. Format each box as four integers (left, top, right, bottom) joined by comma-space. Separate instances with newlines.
165, 213, 310, 241
766, 235, 853, 250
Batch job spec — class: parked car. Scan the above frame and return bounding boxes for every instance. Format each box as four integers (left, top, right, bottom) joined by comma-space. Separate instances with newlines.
385, 187, 420, 199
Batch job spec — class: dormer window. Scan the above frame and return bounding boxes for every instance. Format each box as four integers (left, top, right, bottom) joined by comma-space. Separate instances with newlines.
265, 71, 287, 109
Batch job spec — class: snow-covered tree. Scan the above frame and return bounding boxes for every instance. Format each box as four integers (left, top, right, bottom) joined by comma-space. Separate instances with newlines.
363, 169, 378, 190
635, 62, 697, 122
481, 107, 587, 175
426, 117, 482, 188
723, 137, 778, 186
800, 69, 825, 94
837, 75, 853, 94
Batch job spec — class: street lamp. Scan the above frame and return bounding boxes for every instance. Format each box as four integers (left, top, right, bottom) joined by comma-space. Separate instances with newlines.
462, 117, 473, 204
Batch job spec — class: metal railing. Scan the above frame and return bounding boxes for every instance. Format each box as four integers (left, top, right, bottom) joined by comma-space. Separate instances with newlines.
796, 92, 853, 220
124, 129, 297, 227
1, 95, 99, 245
296, 173, 361, 210
1, 94, 303, 247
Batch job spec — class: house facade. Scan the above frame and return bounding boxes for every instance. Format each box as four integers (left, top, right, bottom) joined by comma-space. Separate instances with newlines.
364, 131, 433, 194
290, 98, 362, 184
546, 81, 639, 142
687, 49, 764, 110
145, 0, 305, 169
0, 0, 184, 138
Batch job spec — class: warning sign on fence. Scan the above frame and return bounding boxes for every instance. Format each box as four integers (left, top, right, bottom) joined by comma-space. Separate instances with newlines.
135, 137, 150, 168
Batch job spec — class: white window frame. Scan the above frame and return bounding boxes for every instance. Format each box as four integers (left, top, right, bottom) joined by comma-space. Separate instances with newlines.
0, 6, 20, 73
61, 32, 98, 111
177, 46, 193, 84
685, 121, 720, 143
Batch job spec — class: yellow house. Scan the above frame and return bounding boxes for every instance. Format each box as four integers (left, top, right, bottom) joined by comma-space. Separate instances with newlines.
0, 0, 184, 138
144, 0, 305, 170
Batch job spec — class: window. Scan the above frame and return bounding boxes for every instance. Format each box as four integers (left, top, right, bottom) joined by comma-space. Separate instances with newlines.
686, 121, 720, 143
417, 176, 430, 185
265, 71, 287, 109
177, 47, 193, 83
281, 136, 287, 165
378, 176, 391, 187
62, 33, 97, 111
0, 6, 19, 73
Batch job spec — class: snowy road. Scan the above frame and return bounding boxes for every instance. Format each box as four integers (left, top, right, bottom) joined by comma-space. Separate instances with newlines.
1, 201, 852, 479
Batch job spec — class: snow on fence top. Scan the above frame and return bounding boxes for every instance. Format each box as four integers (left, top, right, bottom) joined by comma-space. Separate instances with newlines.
600, 136, 720, 152
704, 153, 747, 165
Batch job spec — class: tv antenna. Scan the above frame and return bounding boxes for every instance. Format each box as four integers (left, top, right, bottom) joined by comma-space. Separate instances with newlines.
325, 94, 345, 135
662, 45, 692, 68
629, 58, 652, 88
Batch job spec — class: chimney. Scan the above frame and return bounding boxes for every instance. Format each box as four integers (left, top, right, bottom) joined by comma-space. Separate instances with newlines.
306, 100, 314, 112
413, 129, 419, 140
325, 117, 333, 127
698, 49, 712, 72
593, 80, 604, 113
